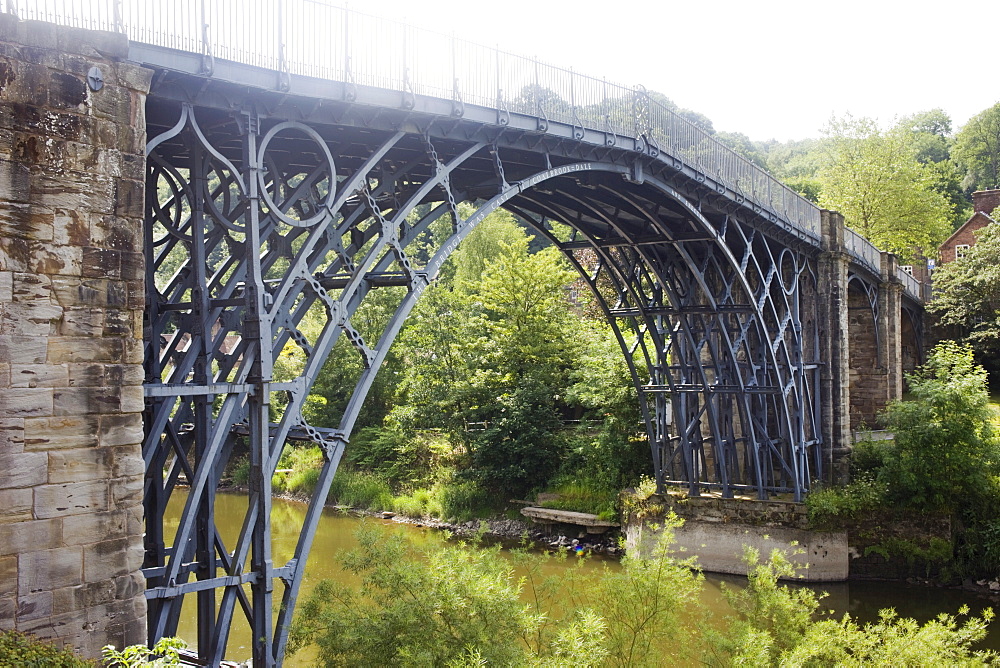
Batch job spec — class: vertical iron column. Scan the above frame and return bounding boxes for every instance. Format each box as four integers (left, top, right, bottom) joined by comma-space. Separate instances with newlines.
244, 112, 277, 668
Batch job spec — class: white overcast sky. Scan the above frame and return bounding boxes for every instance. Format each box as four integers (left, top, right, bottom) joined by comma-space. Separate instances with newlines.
364, 0, 1000, 142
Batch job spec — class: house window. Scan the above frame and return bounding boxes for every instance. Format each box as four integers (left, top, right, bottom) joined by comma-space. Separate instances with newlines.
901, 265, 913, 275
955, 244, 971, 260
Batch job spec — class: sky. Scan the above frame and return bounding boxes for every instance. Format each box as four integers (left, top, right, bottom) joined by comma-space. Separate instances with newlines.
362, 0, 1000, 142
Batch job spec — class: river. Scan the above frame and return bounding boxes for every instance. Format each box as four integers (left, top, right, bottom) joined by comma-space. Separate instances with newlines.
163, 492, 1000, 664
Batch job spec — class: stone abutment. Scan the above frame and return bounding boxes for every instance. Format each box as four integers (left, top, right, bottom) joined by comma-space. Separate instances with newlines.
0, 15, 149, 657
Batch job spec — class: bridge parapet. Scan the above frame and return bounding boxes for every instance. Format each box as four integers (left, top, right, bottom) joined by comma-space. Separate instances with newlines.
8, 0, 828, 241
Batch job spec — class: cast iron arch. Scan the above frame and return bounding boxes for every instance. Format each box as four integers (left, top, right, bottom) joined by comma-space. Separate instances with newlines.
142, 107, 822, 665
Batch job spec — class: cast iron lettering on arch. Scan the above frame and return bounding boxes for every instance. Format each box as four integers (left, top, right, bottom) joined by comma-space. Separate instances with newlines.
141, 101, 824, 665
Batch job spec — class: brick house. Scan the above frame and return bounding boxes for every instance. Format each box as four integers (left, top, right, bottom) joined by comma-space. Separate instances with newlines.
938, 189, 1000, 264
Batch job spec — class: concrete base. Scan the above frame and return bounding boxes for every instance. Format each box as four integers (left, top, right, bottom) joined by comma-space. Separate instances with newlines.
626, 519, 849, 582
521, 506, 619, 534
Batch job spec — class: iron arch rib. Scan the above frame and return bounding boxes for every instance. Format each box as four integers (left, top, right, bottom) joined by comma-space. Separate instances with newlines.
143, 103, 821, 664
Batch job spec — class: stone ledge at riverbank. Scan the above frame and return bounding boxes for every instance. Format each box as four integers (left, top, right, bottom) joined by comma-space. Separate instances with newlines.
626, 490, 952, 582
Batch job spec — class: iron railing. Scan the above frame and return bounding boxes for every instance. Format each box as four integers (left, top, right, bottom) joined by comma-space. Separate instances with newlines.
11, 0, 912, 288
12, 0, 825, 237
898, 267, 923, 301
844, 227, 882, 276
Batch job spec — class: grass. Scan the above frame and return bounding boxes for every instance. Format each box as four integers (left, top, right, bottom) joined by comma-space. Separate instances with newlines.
538, 482, 618, 521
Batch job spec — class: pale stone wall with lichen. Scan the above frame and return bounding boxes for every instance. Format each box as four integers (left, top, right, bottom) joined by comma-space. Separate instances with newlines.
0, 14, 149, 657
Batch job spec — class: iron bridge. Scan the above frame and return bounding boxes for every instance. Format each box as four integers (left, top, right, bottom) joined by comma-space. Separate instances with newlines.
12, 1, 927, 665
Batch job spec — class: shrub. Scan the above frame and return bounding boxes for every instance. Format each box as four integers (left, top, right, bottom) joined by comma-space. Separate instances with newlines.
289, 520, 702, 667
346, 426, 450, 491
879, 341, 1000, 511
806, 477, 887, 529
0, 631, 93, 667
230, 456, 250, 486
102, 637, 186, 667
286, 467, 321, 496
326, 470, 394, 511
433, 478, 495, 521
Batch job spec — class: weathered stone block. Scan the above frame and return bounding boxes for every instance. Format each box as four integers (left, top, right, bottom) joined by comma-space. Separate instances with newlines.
110, 473, 142, 508
0, 597, 14, 630
113, 177, 143, 218
109, 448, 143, 479
29, 243, 83, 277
83, 537, 129, 583
47, 336, 124, 364
61, 509, 126, 548
0, 387, 53, 417
0, 271, 11, 301
81, 246, 121, 279
0, 418, 24, 455
0, 517, 62, 557
53, 385, 120, 415
0, 488, 33, 522
100, 416, 143, 449
0, 451, 47, 488
47, 447, 111, 484
0, 335, 47, 364
0, 158, 30, 203
9, 363, 68, 388
33, 480, 109, 518
0, 554, 16, 596
60, 307, 104, 336
118, 384, 143, 413
23, 414, 99, 451
104, 363, 143, 387
17, 590, 53, 620
58, 580, 117, 614
66, 362, 105, 387
18, 545, 83, 593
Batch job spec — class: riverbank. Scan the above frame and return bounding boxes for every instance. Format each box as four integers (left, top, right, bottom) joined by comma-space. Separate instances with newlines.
219, 484, 626, 556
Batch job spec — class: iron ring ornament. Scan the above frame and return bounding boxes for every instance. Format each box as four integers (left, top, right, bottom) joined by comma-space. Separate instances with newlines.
256, 121, 337, 228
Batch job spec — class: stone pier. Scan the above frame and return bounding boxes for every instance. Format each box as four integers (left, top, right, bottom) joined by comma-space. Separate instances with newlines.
818, 210, 905, 483
0, 15, 149, 657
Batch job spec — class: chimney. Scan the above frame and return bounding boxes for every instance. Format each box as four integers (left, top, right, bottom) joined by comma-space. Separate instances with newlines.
972, 189, 1000, 216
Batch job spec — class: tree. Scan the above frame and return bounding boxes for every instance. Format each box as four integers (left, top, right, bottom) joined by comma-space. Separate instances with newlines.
716, 131, 767, 168
898, 109, 971, 228
879, 342, 999, 511
817, 114, 952, 259
928, 220, 1000, 375
954, 102, 1000, 192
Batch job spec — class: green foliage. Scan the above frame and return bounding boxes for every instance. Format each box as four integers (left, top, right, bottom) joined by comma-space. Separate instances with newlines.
817, 114, 952, 259
346, 426, 450, 491
230, 455, 250, 486
325, 470, 395, 511
467, 379, 567, 499
0, 631, 94, 667
431, 478, 495, 521
705, 546, 824, 666
581, 520, 703, 667
102, 637, 187, 667
805, 477, 887, 529
782, 607, 996, 666
538, 482, 618, 521
878, 341, 1000, 511
954, 102, 1000, 191
863, 537, 953, 573
929, 223, 1000, 373
291, 519, 703, 667
288, 524, 537, 666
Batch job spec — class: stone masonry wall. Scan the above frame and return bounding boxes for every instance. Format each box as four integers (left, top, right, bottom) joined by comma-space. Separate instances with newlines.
0, 16, 149, 657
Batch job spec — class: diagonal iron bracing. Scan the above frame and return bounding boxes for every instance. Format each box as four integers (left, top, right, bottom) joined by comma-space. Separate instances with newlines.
142, 96, 826, 665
